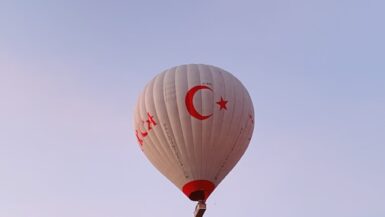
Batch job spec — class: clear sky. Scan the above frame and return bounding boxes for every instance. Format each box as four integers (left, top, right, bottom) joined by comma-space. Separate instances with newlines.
1, 0, 384, 216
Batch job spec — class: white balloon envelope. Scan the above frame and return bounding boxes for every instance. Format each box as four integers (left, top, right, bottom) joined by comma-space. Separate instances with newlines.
134, 64, 254, 202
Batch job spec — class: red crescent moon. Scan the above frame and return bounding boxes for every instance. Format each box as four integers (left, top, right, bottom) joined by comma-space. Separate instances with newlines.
185, 85, 213, 120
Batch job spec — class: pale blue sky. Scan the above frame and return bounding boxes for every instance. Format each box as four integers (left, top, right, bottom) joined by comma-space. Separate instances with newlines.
1, 0, 384, 216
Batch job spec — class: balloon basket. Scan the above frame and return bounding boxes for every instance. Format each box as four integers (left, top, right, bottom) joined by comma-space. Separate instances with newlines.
194, 201, 206, 217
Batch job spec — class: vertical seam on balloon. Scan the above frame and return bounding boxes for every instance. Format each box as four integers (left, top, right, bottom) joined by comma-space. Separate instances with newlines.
144, 74, 174, 176
229, 78, 246, 173
218, 80, 247, 180
232, 86, 254, 164
153, 72, 178, 172
141, 79, 163, 167
204, 65, 216, 179
212, 69, 226, 181
214, 70, 238, 181
138, 83, 163, 168
240, 87, 253, 145
153, 71, 175, 170
210, 68, 228, 182
198, 65, 204, 178
161, 67, 188, 179
214, 123, 244, 181
150, 70, 184, 184
174, 65, 191, 179
186, 64, 198, 179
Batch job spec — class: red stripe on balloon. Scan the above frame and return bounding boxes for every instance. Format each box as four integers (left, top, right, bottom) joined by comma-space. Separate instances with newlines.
182, 180, 215, 201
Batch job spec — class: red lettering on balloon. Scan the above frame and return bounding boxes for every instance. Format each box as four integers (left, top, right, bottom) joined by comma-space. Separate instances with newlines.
141, 130, 148, 137
135, 112, 157, 147
146, 112, 157, 130
135, 130, 144, 146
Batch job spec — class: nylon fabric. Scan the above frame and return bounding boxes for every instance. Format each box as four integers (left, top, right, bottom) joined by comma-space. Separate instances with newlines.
133, 64, 254, 198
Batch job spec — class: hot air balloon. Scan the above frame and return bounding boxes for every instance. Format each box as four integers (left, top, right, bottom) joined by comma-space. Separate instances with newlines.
134, 64, 254, 216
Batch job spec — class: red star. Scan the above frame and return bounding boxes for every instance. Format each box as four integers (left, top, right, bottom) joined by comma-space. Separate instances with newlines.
216, 97, 228, 110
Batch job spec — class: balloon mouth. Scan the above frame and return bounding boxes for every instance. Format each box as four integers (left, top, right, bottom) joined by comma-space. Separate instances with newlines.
182, 180, 215, 201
